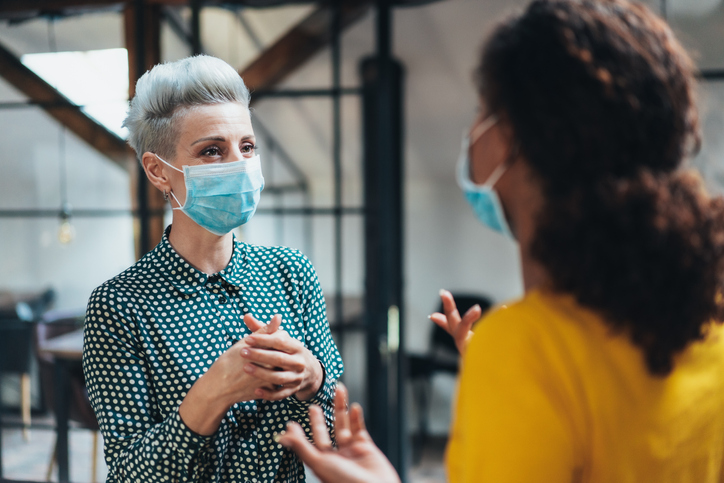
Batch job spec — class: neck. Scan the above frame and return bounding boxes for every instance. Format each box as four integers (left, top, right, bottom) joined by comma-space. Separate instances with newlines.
168, 213, 234, 275
499, 163, 549, 293
520, 247, 549, 292
512, 210, 549, 292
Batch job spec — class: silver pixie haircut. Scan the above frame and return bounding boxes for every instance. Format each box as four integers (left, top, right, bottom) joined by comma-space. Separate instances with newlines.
123, 55, 250, 160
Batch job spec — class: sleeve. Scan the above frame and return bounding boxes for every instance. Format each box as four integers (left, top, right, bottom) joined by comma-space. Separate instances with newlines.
285, 254, 344, 435
82, 285, 212, 482
445, 308, 578, 483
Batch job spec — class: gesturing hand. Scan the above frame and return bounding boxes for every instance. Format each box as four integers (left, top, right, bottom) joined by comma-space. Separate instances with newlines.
428, 289, 482, 354
278, 384, 400, 483
240, 318, 324, 401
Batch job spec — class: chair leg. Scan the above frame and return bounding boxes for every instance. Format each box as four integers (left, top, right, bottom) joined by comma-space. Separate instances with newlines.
46, 437, 57, 482
91, 431, 99, 483
20, 373, 31, 442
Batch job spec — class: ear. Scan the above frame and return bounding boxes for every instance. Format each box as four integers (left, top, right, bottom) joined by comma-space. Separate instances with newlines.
141, 152, 172, 194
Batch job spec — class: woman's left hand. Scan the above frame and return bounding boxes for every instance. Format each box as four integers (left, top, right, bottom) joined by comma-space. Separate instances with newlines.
240, 325, 324, 401
279, 384, 400, 483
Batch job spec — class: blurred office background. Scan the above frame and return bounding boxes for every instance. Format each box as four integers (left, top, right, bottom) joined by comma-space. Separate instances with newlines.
0, 0, 722, 481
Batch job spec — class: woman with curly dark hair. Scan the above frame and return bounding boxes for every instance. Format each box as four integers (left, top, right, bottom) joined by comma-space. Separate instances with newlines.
278, 1, 724, 482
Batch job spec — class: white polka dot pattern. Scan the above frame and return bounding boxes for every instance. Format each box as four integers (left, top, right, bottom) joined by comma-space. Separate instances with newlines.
82, 227, 344, 482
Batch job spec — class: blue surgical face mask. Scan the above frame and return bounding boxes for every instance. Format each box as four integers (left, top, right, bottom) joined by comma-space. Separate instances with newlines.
156, 154, 265, 236
456, 115, 515, 239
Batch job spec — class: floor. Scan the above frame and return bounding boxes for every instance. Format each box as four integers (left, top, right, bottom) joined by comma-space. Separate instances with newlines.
1, 416, 106, 482
408, 436, 448, 483
1, 417, 446, 483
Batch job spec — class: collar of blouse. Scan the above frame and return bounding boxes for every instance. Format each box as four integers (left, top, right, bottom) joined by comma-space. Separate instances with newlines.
151, 226, 246, 295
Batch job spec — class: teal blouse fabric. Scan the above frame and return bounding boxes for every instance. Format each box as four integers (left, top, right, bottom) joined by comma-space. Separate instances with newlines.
82, 227, 343, 482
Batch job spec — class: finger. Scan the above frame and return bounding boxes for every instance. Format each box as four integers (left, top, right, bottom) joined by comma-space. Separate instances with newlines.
244, 364, 303, 386
243, 313, 266, 333
241, 347, 304, 372
349, 402, 367, 435
349, 404, 374, 443
309, 404, 332, 450
267, 314, 282, 333
460, 304, 482, 331
429, 312, 452, 333
278, 422, 322, 466
440, 289, 462, 327
245, 332, 301, 354
334, 383, 352, 447
255, 385, 298, 401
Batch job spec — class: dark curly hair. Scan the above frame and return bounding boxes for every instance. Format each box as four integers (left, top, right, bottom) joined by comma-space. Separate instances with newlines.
477, 0, 724, 375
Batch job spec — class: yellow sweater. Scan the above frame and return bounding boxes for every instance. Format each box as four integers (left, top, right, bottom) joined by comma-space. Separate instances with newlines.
446, 289, 724, 483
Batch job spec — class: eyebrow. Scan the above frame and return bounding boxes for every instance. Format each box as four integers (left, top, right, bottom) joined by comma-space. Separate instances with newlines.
191, 134, 256, 146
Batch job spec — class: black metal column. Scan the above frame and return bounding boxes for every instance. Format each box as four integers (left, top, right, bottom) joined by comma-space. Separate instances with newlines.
0, 385, 3, 479
190, 0, 202, 55
134, 0, 151, 256
55, 360, 71, 482
332, 0, 344, 352
362, 0, 405, 477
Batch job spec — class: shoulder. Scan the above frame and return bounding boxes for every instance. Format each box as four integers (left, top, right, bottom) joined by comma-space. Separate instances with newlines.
90, 261, 146, 298
86, 259, 154, 319
241, 243, 316, 277
467, 291, 549, 355
464, 290, 596, 381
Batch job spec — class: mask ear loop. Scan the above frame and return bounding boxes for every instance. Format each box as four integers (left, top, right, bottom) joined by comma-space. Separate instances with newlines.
470, 115, 521, 189
470, 115, 498, 145
467, 115, 507, 188
484, 162, 508, 188
487, 140, 523, 188
154, 154, 185, 210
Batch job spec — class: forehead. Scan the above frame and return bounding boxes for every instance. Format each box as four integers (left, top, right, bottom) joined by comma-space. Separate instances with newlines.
177, 102, 253, 139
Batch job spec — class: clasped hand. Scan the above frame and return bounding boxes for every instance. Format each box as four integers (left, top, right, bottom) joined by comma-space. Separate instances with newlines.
179, 313, 323, 435
239, 313, 323, 401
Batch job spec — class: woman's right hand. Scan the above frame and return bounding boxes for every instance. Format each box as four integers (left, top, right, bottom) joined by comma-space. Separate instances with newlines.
178, 314, 282, 435
429, 289, 482, 355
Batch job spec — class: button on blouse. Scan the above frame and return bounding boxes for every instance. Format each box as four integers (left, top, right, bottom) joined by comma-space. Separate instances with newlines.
82, 227, 344, 482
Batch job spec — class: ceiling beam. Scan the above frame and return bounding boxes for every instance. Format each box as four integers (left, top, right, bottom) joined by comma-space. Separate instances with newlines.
0, 40, 132, 169
0, 0, 346, 20
0, 0, 125, 20
0, 0, 372, 168
0, 0, 371, 91
239, 1, 371, 93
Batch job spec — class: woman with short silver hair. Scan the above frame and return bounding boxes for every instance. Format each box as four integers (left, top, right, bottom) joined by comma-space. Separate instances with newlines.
82, 55, 343, 482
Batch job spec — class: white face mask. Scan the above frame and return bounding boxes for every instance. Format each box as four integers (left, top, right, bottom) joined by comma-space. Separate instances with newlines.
456, 115, 515, 239
157, 154, 265, 236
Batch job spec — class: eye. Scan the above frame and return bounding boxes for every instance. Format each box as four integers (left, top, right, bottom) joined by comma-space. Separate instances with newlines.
201, 145, 222, 157
241, 143, 257, 156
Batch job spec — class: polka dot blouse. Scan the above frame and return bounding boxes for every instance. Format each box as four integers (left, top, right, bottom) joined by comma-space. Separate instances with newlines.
82, 227, 344, 482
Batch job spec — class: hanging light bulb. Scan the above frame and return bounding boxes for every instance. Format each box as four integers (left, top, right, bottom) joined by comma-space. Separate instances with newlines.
56, 118, 74, 244
58, 203, 75, 245
58, 219, 74, 244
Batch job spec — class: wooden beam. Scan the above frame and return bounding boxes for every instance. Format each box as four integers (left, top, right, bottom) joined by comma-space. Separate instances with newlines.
124, 2, 161, 96
0, 0, 360, 19
0, 0, 121, 10
239, 1, 372, 93
0, 0, 125, 20
0, 40, 132, 169
124, 2, 166, 257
